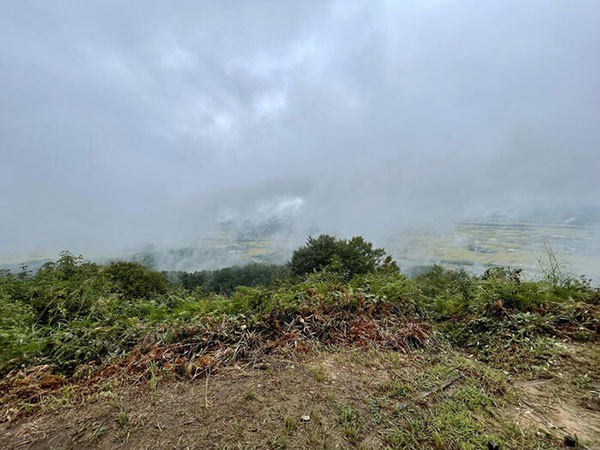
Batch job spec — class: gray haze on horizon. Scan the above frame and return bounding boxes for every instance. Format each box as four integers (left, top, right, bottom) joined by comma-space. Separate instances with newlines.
1, 0, 600, 259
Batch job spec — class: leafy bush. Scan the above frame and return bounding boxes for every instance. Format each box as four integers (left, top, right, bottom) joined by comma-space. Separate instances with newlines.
105, 261, 169, 299
415, 266, 475, 319
350, 272, 423, 317
414, 264, 599, 369
34, 319, 145, 374
27, 253, 110, 325
0, 296, 36, 366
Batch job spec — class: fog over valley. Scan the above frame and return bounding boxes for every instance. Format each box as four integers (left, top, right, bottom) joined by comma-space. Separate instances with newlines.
2, 1, 599, 279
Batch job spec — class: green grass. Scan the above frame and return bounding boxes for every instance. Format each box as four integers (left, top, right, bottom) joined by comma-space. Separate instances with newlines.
338, 406, 360, 444
373, 350, 550, 449
242, 385, 256, 401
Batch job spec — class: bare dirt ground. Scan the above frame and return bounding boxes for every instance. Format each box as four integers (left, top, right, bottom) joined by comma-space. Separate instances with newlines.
2, 351, 383, 449
515, 378, 600, 445
2, 344, 599, 449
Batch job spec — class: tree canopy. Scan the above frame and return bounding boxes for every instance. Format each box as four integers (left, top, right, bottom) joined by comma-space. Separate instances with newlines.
290, 234, 399, 278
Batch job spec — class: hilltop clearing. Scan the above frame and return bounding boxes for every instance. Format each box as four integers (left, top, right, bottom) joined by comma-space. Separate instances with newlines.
2, 342, 599, 449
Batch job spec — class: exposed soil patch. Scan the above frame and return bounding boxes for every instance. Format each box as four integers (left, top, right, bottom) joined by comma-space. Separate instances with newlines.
512, 343, 600, 448
515, 379, 600, 446
4, 344, 599, 449
1, 351, 392, 449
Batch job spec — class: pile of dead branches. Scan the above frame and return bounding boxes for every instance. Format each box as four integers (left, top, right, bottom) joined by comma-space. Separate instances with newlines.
95, 295, 432, 382
1, 294, 432, 422
0, 365, 66, 422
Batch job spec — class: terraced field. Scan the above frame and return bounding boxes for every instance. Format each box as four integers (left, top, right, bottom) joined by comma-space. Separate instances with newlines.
384, 217, 600, 282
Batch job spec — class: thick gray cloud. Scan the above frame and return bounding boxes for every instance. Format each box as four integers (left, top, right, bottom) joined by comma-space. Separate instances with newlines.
1, 0, 599, 257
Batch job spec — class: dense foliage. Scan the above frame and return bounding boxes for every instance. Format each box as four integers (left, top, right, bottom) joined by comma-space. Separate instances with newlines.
0, 253, 173, 374
290, 234, 399, 278
166, 262, 289, 296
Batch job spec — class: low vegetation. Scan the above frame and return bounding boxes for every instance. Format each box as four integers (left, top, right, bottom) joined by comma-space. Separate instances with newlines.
1, 235, 599, 448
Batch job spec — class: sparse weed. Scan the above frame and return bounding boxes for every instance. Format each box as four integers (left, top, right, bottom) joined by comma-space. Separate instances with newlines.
242, 386, 256, 401
305, 423, 332, 450
90, 423, 109, 441
40, 385, 74, 412
148, 362, 159, 403
271, 432, 290, 449
338, 406, 360, 445
117, 411, 129, 426
339, 406, 357, 425
232, 418, 246, 438
310, 365, 330, 383
284, 415, 297, 434
378, 379, 414, 399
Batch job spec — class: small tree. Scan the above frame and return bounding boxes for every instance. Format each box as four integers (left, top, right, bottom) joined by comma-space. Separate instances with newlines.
290, 235, 339, 276
290, 234, 398, 278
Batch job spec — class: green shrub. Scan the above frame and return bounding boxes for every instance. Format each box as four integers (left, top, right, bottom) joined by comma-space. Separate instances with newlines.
350, 272, 422, 317
415, 266, 475, 319
27, 254, 110, 325
0, 296, 36, 366
35, 319, 144, 374
105, 261, 169, 299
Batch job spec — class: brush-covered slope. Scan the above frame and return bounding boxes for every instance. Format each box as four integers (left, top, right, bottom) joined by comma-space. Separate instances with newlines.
1, 237, 599, 448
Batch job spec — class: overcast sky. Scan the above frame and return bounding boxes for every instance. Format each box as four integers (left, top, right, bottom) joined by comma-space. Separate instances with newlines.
1, 0, 599, 257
